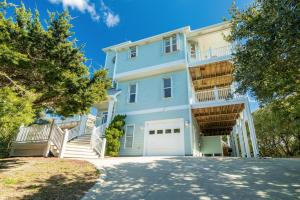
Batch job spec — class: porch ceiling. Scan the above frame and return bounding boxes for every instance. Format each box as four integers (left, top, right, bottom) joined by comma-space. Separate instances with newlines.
189, 61, 233, 91
192, 103, 244, 136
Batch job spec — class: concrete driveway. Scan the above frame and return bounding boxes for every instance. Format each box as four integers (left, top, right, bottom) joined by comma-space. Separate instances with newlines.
82, 157, 300, 200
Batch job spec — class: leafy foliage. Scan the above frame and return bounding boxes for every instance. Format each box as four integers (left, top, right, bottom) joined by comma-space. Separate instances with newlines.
105, 115, 126, 157
0, 1, 111, 156
227, 0, 300, 157
0, 87, 35, 157
227, 0, 299, 104
0, 2, 111, 117
254, 101, 300, 157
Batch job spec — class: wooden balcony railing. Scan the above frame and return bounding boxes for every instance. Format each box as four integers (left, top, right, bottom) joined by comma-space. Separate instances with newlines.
194, 87, 241, 103
189, 45, 233, 64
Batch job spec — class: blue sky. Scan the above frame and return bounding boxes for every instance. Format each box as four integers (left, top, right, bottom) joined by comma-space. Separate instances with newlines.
8, 0, 258, 110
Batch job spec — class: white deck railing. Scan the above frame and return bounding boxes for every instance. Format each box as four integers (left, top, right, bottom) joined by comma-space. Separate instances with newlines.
195, 87, 241, 103
189, 45, 232, 64
15, 124, 51, 142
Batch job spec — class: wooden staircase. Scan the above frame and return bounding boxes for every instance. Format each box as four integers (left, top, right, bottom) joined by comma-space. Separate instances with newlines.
63, 134, 99, 159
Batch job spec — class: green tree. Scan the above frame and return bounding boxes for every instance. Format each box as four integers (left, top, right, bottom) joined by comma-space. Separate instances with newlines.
105, 115, 126, 157
253, 103, 300, 157
227, 0, 299, 105
0, 1, 111, 117
0, 87, 35, 157
0, 1, 111, 155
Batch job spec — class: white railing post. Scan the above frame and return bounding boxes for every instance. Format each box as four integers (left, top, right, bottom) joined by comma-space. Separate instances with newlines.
59, 129, 69, 158
214, 86, 219, 100
100, 138, 106, 159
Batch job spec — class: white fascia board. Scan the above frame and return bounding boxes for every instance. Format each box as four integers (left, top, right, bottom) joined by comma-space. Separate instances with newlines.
115, 59, 186, 82
187, 21, 231, 38
118, 104, 189, 116
102, 26, 190, 52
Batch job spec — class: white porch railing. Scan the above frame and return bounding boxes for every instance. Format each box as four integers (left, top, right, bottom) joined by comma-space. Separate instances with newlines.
91, 124, 107, 158
189, 45, 233, 64
195, 87, 240, 103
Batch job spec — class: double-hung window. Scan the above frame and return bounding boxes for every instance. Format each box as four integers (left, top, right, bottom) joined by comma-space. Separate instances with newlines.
128, 83, 137, 103
129, 46, 137, 58
125, 125, 134, 148
164, 35, 178, 53
163, 77, 172, 98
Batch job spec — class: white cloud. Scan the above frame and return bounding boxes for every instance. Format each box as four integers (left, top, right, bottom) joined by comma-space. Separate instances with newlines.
100, 0, 120, 27
104, 12, 120, 28
49, 0, 120, 27
49, 0, 100, 21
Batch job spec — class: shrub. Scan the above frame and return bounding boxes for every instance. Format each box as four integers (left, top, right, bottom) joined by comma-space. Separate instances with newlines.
105, 115, 126, 156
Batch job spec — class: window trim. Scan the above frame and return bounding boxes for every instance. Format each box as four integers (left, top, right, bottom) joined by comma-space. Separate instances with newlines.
162, 77, 172, 99
129, 46, 138, 59
163, 34, 180, 54
124, 124, 135, 149
127, 83, 137, 103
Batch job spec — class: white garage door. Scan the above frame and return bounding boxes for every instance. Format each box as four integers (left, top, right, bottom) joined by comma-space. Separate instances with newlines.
144, 118, 185, 156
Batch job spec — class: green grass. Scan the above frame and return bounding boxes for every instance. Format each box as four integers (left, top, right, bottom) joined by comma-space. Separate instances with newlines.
0, 157, 99, 200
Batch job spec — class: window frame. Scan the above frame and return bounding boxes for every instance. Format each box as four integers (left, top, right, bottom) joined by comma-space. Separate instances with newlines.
162, 77, 172, 99
127, 83, 137, 103
124, 124, 135, 149
129, 46, 138, 59
163, 34, 179, 54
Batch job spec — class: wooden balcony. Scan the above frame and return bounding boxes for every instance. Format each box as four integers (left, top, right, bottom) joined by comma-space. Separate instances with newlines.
193, 86, 242, 103
189, 45, 233, 67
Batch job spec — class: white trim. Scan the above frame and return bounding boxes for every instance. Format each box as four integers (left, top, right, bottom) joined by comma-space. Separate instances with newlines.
103, 26, 190, 52
129, 46, 138, 59
112, 51, 118, 81
124, 124, 135, 149
118, 104, 189, 116
127, 82, 137, 104
162, 77, 172, 99
115, 59, 185, 81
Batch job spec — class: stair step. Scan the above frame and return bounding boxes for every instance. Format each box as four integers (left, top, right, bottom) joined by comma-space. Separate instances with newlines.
64, 155, 99, 159
65, 144, 91, 149
64, 152, 98, 157
69, 140, 91, 143
64, 150, 96, 155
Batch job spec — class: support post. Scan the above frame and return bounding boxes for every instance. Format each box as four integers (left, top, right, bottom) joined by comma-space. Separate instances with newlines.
237, 121, 246, 158
245, 100, 259, 157
43, 120, 55, 157
106, 99, 115, 128
59, 129, 69, 158
214, 86, 219, 100
100, 138, 106, 159
233, 127, 240, 157
240, 113, 251, 158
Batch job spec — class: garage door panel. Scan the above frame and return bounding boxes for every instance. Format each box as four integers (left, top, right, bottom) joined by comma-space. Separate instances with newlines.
144, 118, 185, 156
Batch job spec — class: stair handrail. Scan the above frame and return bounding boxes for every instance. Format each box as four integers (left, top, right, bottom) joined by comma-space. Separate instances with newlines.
90, 124, 106, 158
67, 125, 81, 141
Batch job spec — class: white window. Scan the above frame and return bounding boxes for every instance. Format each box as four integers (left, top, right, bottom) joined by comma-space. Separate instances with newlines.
164, 35, 178, 53
101, 112, 108, 124
125, 125, 134, 148
129, 46, 137, 58
190, 43, 197, 59
163, 77, 172, 98
128, 83, 137, 103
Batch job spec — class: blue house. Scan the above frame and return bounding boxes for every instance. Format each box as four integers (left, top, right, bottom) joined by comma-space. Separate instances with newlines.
10, 22, 259, 159
96, 22, 259, 158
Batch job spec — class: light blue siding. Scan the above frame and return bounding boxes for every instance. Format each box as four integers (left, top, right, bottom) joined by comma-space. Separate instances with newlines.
118, 109, 192, 156
105, 51, 116, 78
115, 34, 185, 74
115, 70, 188, 113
